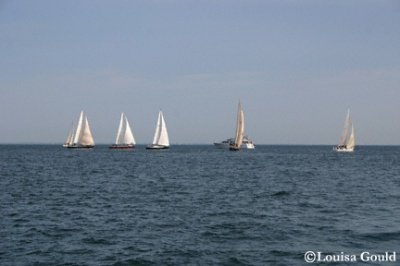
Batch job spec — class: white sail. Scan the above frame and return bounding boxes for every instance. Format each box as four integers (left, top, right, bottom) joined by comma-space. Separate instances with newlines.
64, 111, 94, 148
69, 111, 94, 146
158, 112, 169, 146
335, 109, 355, 152
346, 125, 355, 149
232, 101, 245, 149
151, 112, 162, 145
65, 124, 75, 145
115, 113, 135, 145
151, 111, 169, 146
115, 113, 125, 145
65, 131, 70, 144
123, 116, 135, 145
79, 116, 95, 146
73, 111, 84, 144
339, 109, 351, 146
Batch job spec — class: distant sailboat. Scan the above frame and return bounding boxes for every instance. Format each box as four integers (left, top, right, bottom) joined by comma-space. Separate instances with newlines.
146, 110, 170, 149
229, 101, 245, 151
213, 136, 255, 149
64, 111, 95, 149
334, 109, 355, 152
110, 112, 136, 149
63, 124, 75, 147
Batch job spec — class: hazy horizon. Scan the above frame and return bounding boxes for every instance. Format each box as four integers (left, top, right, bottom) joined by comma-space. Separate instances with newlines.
1, 0, 399, 145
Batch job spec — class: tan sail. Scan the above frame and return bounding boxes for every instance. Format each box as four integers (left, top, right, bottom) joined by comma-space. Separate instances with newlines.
346, 125, 355, 150
230, 101, 245, 150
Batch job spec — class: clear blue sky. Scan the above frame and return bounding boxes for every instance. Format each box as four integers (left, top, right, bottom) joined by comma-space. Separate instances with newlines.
0, 0, 399, 144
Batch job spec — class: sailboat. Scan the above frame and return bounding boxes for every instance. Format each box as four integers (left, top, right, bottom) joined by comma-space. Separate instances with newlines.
146, 110, 170, 149
229, 101, 245, 151
213, 136, 255, 149
64, 111, 95, 149
334, 109, 355, 152
110, 113, 136, 149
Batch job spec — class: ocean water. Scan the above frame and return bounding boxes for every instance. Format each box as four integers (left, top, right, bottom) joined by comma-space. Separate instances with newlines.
1, 145, 400, 265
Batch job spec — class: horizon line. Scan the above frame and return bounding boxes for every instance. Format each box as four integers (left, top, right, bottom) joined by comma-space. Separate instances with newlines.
0, 143, 399, 146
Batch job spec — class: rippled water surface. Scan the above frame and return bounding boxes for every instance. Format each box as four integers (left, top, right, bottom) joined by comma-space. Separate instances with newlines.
1, 145, 400, 265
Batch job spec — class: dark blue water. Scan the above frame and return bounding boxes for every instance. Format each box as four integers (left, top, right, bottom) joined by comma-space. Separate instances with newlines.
1, 145, 400, 265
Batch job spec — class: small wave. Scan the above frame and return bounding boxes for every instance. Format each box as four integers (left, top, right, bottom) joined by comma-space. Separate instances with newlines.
82, 237, 115, 245
270, 249, 293, 257
61, 248, 93, 255
221, 257, 251, 266
13, 218, 30, 224
112, 258, 155, 266
272, 191, 290, 197
359, 231, 400, 241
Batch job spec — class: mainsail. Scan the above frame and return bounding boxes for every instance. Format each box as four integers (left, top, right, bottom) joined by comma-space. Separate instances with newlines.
231, 101, 245, 150
73, 111, 84, 145
339, 109, 351, 146
335, 109, 355, 152
79, 116, 95, 146
347, 125, 355, 149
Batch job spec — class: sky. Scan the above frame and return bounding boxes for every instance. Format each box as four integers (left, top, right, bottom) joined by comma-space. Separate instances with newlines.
0, 0, 399, 145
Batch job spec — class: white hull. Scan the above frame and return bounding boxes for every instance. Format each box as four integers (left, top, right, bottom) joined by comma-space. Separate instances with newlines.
214, 143, 255, 149
243, 143, 255, 149
214, 137, 255, 150
334, 146, 354, 152
146, 144, 169, 150
109, 144, 135, 149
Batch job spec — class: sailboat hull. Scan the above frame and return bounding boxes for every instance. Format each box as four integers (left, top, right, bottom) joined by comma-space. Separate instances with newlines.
109, 144, 134, 149
243, 143, 255, 149
333, 146, 354, 152
214, 137, 255, 149
146, 144, 169, 150
66, 145, 94, 149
